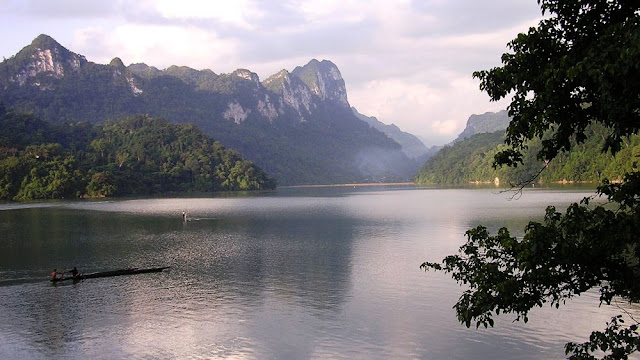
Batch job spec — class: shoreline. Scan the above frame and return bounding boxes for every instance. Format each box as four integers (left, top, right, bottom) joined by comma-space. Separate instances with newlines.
279, 182, 416, 189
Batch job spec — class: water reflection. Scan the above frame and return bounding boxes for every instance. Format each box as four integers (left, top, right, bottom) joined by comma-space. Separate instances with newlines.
0, 195, 361, 359
0, 188, 637, 359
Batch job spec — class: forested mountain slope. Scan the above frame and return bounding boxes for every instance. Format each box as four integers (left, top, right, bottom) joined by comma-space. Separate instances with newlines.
415, 124, 639, 185
0, 107, 275, 200
0, 34, 415, 185
351, 107, 431, 159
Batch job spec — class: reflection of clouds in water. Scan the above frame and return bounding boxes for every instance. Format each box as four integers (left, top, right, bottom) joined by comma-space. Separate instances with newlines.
0, 187, 633, 359
0, 202, 60, 211
342, 188, 628, 359
59, 196, 350, 221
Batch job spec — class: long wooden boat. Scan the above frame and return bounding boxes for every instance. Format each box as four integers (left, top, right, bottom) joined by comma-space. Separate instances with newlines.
50, 266, 170, 283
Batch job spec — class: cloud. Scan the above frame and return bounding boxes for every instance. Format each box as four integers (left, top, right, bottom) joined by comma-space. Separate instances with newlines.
347, 67, 510, 145
0, 0, 542, 145
72, 25, 240, 71
154, 0, 264, 29
1, 0, 121, 19
409, 0, 542, 35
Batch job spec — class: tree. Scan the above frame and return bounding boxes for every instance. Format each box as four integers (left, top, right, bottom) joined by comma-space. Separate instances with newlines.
422, 1, 640, 359
86, 172, 117, 197
0, 109, 276, 200
475, 0, 640, 167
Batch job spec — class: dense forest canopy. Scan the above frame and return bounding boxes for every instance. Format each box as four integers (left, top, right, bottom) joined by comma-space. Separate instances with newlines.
415, 123, 640, 186
423, 1, 640, 359
0, 107, 276, 201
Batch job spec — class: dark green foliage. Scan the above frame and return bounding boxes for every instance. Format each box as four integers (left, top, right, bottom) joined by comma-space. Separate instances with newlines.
473, 0, 640, 167
0, 109, 275, 201
424, 1, 640, 359
415, 132, 507, 184
163, 65, 219, 90
84, 115, 277, 195
565, 315, 640, 360
0, 142, 83, 200
415, 124, 640, 185
86, 172, 117, 197
422, 175, 640, 358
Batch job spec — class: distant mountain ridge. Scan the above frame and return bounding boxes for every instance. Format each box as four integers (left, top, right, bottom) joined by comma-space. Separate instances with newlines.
416, 109, 636, 185
415, 109, 513, 184
0, 34, 417, 185
415, 123, 637, 185
351, 107, 430, 159
453, 110, 510, 143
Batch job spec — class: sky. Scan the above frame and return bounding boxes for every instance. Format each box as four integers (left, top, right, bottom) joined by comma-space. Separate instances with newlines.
0, 0, 543, 146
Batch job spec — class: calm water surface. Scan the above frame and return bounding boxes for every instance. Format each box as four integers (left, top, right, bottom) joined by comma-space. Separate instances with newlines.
0, 186, 638, 359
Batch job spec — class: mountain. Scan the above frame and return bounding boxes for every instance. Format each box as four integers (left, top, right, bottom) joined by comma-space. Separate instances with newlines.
351, 107, 430, 159
415, 123, 636, 186
415, 109, 515, 184
415, 131, 506, 185
452, 110, 510, 143
0, 34, 416, 185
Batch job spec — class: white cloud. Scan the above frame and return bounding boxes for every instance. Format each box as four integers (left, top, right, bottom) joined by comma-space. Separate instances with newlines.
349, 77, 444, 134
348, 68, 510, 146
2, 0, 121, 19
297, 0, 370, 22
72, 25, 239, 71
154, 0, 264, 29
0, 0, 542, 145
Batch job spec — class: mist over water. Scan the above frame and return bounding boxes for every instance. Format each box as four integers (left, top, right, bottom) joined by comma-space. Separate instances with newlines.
0, 186, 637, 359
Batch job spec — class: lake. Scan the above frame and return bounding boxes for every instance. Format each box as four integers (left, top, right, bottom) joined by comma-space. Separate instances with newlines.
0, 186, 638, 359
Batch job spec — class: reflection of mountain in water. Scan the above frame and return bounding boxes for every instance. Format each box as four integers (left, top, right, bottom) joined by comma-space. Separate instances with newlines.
0, 202, 356, 321
0, 207, 181, 273
2, 192, 640, 359
222, 216, 354, 311
0, 192, 360, 359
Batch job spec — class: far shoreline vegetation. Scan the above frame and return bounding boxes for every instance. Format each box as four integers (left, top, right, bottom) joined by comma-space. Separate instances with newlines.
415, 124, 639, 186
1, 102, 620, 203
0, 106, 276, 201
280, 182, 415, 188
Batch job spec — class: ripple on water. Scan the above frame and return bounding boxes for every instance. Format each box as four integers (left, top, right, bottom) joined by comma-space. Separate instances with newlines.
1, 189, 638, 360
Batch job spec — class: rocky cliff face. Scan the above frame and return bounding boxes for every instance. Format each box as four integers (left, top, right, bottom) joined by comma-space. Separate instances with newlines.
292, 59, 349, 108
453, 110, 511, 143
263, 69, 315, 120
6, 34, 87, 87
0, 34, 416, 185
1, 36, 351, 129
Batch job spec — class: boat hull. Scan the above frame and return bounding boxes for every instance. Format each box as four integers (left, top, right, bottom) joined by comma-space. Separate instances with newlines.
50, 267, 169, 283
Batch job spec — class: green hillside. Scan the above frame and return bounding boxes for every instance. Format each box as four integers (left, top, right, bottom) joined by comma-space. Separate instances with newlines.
415, 123, 639, 186
0, 107, 275, 201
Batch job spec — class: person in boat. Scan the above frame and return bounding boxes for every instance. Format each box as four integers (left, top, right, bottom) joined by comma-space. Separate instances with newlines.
70, 266, 81, 279
50, 269, 62, 281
